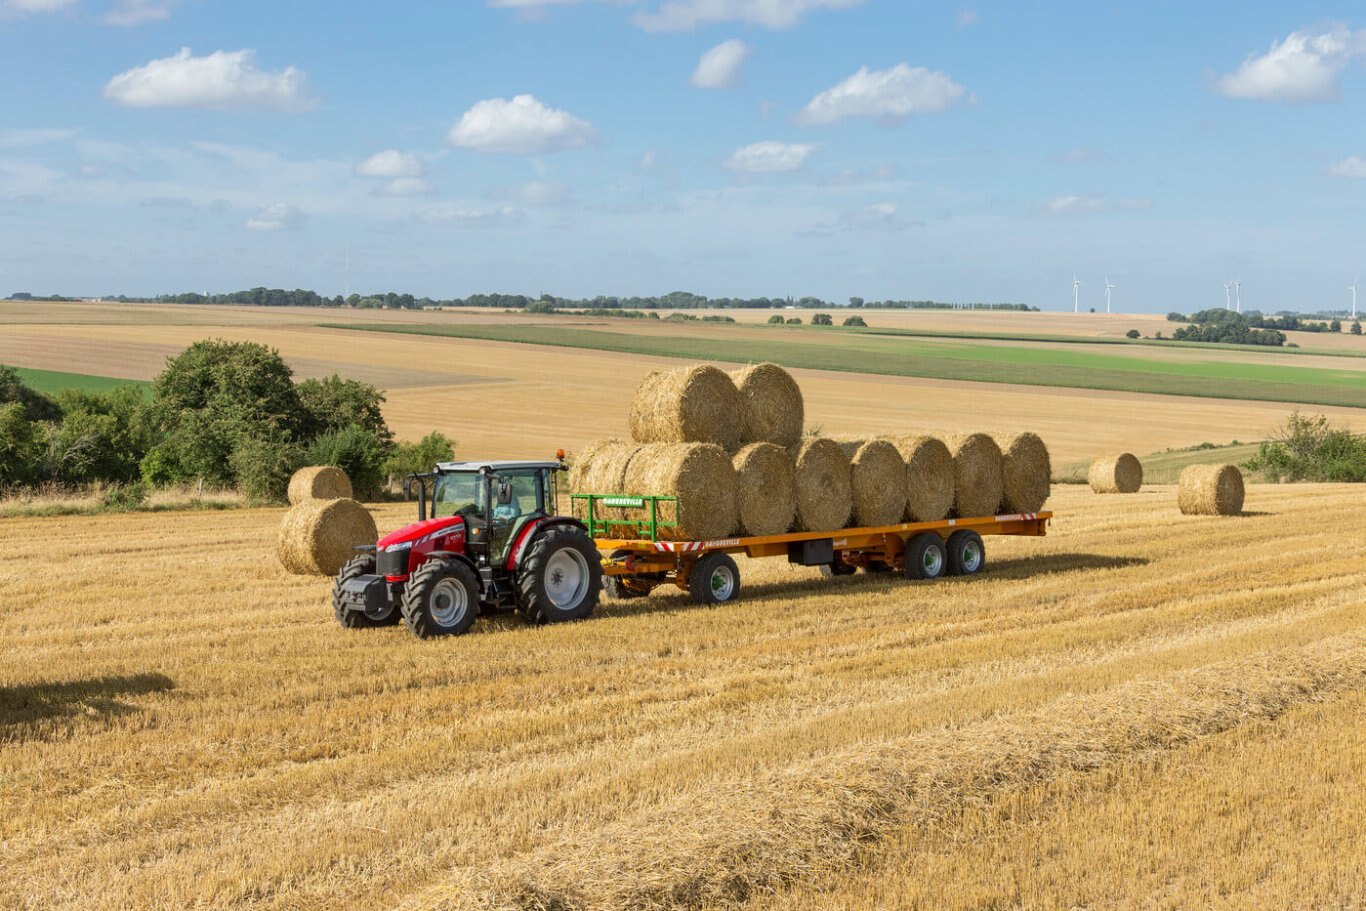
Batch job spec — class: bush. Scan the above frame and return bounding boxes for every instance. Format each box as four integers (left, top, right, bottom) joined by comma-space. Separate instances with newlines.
47, 387, 154, 484
1245, 411, 1366, 482
786, 317, 802, 325
0, 365, 61, 422
296, 375, 393, 449
767, 314, 785, 325
1126, 329, 1141, 339
229, 432, 303, 504
102, 481, 149, 512
812, 313, 833, 326
1166, 312, 1187, 322
383, 432, 456, 482
842, 316, 867, 327
0, 401, 43, 488
1352, 321, 1362, 336
303, 424, 389, 499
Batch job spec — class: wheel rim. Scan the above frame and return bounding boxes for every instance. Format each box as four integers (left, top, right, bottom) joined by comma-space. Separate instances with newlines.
709, 565, 735, 601
961, 541, 982, 572
429, 578, 469, 627
922, 545, 944, 577
545, 548, 590, 610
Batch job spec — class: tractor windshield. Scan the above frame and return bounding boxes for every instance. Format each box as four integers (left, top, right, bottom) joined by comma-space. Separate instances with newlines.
432, 472, 484, 518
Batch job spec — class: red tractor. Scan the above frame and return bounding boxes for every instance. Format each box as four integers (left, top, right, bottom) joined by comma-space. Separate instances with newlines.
332, 457, 603, 638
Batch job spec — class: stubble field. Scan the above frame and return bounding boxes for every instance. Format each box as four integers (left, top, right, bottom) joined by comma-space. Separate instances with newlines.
1, 483, 1363, 910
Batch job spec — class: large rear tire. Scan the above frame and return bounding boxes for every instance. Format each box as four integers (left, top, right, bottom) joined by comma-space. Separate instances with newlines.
400, 559, 479, 638
332, 554, 400, 629
518, 525, 603, 624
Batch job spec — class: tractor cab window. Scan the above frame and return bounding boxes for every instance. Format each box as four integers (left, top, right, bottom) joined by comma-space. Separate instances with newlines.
433, 472, 484, 518
491, 470, 544, 521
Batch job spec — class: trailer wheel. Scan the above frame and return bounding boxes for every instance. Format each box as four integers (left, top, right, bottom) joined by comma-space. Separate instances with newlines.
332, 554, 400, 629
946, 530, 986, 576
689, 553, 740, 605
518, 525, 603, 624
401, 559, 479, 638
904, 533, 947, 581
604, 550, 656, 600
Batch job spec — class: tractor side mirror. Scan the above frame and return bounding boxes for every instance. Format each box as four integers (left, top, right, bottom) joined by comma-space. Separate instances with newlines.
497, 481, 513, 506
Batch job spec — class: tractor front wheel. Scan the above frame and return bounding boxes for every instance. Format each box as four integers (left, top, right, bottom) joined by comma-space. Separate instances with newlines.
400, 559, 479, 638
518, 526, 603, 624
332, 554, 400, 629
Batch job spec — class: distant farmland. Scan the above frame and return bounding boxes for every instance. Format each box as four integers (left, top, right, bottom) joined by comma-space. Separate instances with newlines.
7, 366, 151, 398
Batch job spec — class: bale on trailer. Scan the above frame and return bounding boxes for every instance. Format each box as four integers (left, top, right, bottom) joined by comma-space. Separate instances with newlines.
729, 363, 804, 448
836, 438, 907, 528
628, 365, 742, 450
287, 466, 352, 505
789, 438, 852, 532
995, 432, 1052, 514
595, 443, 739, 541
277, 497, 377, 576
1178, 464, 1245, 516
568, 439, 646, 520
732, 442, 797, 537
945, 433, 1004, 519
1089, 453, 1143, 494
887, 435, 955, 523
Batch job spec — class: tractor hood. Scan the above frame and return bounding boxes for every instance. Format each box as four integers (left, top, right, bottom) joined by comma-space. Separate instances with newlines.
377, 515, 464, 550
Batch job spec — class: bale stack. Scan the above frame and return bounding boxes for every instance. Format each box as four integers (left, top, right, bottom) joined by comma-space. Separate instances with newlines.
836, 439, 907, 527
945, 433, 1005, 519
887, 435, 955, 523
287, 466, 352, 505
732, 443, 796, 536
575, 442, 739, 541
568, 439, 644, 521
629, 365, 742, 451
1089, 453, 1143, 494
995, 432, 1052, 514
789, 438, 852, 532
277, 497, 377, 576
1178, 464, 1245, 516
730, 363, 804, 448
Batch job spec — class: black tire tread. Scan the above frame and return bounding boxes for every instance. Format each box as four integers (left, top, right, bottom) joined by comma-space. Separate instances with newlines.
400, 559, 480, 638
331, 554, 399, 629
517, 525, 603, 624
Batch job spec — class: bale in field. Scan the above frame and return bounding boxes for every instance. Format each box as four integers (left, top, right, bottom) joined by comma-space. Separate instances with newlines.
1089, 453, 1143, 494
732, 442, 796, 537
277, 497, 377, 576
995, 432, 1052, 514
835, 439, 907, 527
789, 438, 852, 532
1178, 463, 1245, 516
287, 466, 352, 505
628, 365, 742, 450
887, 435, 955, 522
729, 363, 804, 449
582, 442, 739, 540
945, 433, 1004, 519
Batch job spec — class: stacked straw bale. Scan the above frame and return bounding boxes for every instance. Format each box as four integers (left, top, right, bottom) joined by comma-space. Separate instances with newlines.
1089, 453, 1143, 494
277, 498, 377, 576
945, 433, 1004, 519
836, 439, 907, 527
887, 435, 954, 523
1178, 464, 1245, 516
287, 466, 352, 505
789, 438, 852, 532
629, 365, 742, 450
995, 432, 1052, 514
579, 442, 739, 540
729, 363, 804, 449
568, 439, 644, 521
732, 443, 796, 537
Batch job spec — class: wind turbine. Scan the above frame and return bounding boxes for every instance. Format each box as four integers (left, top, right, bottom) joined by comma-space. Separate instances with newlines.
1223, 280, 1233, 310
1072, 275, 1081, 313
1350, 276, 1358, 320
1234, 279, 1242, 314
1104, 276, 1115, 314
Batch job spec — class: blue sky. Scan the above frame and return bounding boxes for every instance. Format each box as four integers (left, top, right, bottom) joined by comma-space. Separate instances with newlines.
2, 0, 1365, 313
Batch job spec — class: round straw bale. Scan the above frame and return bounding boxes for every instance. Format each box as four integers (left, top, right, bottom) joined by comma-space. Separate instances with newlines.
567, 439, 645, 521
887, 435, 955, 522
619, 443, 738, 541
995, 432, 1052, 514
732, 443, 796, 537
1178, 463, 1245, 516
628, 365, 742, 450
945, 433, 1004, 519
276, 497, 377, 576
835, 438, 907, 527
287, 465, 352, 505
1088, 453, 1143, 494
789, 438, 852, 532
729, 363, 804, 448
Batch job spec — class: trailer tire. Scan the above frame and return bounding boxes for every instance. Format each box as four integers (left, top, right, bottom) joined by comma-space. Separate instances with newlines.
689, 553, 740, 605
604, 550, 656, 600
946, 530, 986, 576
332, 554, 400, 629
518, 525, 603, 624
401, 559, 479, 638
904, 533, 947, 581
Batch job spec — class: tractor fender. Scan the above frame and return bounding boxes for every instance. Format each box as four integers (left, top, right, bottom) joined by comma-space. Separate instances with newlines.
506, 517, 590, 570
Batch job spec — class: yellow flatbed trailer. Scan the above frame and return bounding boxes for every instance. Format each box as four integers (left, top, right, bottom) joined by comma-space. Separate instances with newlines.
573, 494, 1051, 605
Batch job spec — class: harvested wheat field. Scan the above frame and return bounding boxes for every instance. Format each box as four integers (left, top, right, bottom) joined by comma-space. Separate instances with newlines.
1, 483, 1363, 910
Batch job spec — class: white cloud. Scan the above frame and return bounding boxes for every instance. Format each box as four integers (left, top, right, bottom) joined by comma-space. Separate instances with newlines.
103, 48, 316, 111
822, 164, 899, 186
1056, 148, 1098, 164
1328, 156, 1366, 177
375, 177, 434, 197
105, 0, 175, 25
418, 205, 522, 227
3, 0, 77, 14
1216, 26, 1366, 103
691, 39, 752, 89
804, 201, 906, 236
1045, 195, 1152, 216
355, 149, 423, 178
497, 180, 571, 205
726, 140, 815, 173
639, 149, 657, 171
955, 9, 977, 26
447, 94, 596, 155
0, 128, 80, 149
796, 63, 970, 126
636, 0, 861, 31
245, 202, 303, 231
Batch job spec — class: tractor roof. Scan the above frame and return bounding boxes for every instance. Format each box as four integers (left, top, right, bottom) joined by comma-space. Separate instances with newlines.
435, 460, 562, 473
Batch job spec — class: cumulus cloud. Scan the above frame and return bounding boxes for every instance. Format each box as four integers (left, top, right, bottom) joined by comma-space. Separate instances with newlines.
355, 149, 423, 178
103, 48, 316, 111
796, 63, 970, 126
636, 0, 861, 32
245, 202, 303, 231
418, 205, 522, 227
1328, 156, 1366, 177
691, 39, 752, 88
1217, 26, 1366, 103
803, 201, 906, 236
726, 140, 815, 172
105, 0, 176, 25
448, 94, 596, 155
1044, 195, 1152, 216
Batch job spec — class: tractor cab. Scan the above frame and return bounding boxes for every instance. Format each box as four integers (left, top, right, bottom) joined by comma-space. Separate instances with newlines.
417, 460, 561, 565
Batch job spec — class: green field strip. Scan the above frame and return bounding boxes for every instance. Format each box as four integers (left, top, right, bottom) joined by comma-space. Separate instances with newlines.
7, 366, 152, 397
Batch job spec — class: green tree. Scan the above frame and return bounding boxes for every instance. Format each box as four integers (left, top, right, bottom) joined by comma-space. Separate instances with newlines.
1352, 320, 1362, 335
767, 314, 785, 325
229, 431, 303, 504
842, 315, 867, 327
848, 296, 864, 308
0, 365, 61, 422
296, 375, 393, 449
46, 387, 154, 484
1126, 329, 1141, 339
0, 402, 42, 487
812, 313, 833, 326
1330, 319, 1343, 333
303, 424, 389, 499
383, 432, 456, 482
785, 317, 802, 325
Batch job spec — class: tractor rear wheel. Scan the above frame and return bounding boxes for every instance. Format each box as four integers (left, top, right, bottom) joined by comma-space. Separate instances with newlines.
518, 526, 603, 624
400, 559, 479, 638
332, 554, 400, 629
